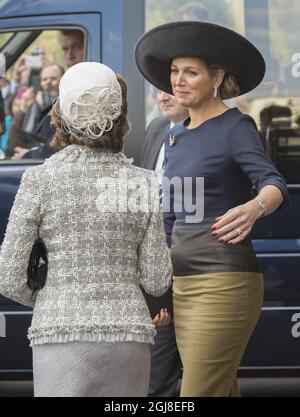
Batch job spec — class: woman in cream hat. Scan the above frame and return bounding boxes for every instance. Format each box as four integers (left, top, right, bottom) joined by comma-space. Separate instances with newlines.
135, 21, 289, 397
0, 62, 172, 397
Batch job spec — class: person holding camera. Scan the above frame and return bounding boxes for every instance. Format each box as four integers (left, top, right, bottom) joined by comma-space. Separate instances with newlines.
12, 30, 85, 160
10, 64, 64, 160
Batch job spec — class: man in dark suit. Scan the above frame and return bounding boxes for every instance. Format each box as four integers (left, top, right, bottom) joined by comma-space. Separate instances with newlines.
142, 90, 189, 172
141, 90, 188, 397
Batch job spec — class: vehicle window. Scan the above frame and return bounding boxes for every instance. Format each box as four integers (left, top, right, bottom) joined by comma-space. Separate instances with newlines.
0, 32, 14, 49
0, 28, 86, 163
145, 0, 300, 183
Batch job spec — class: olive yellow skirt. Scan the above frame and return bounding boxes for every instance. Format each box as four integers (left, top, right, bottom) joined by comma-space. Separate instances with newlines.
171, 219, 264, 397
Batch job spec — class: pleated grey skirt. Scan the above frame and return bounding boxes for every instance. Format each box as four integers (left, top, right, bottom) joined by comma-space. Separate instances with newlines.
32, 341, 150, 397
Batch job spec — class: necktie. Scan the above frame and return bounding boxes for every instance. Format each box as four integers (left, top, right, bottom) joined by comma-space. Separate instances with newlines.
159, 159, 165, 208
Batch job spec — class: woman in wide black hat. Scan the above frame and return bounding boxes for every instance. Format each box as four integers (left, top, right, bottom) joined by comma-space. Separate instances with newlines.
135, 21, 289, 397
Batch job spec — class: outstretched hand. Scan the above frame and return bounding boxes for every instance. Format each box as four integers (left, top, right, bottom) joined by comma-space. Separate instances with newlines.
152, 308, 171, 326
211, 201, 261, 244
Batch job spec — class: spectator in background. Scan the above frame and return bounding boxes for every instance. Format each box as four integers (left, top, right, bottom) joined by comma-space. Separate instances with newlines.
1, 92, 26, 156
61, 30, 85, 68
11, 47, 54, 93
141, 90, 188, 397
146, 84, 161, 126
11, 64, 64, 160
11, 56, 32, 90
36, 64, 65, 110
142, 90, 188, 172
12, 30, 84, 160
21, 64, 65, 135
6, 88, 41, 157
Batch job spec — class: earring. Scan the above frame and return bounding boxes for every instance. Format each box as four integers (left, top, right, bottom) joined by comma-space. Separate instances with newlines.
213, 86, 218, 98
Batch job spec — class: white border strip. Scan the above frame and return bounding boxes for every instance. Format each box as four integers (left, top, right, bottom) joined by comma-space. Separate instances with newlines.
239, 366, 300, 370
257, 253, 300, 257
262, 307, 300, 311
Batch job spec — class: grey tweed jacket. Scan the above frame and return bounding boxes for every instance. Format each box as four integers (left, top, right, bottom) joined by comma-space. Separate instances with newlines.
0, 145, 172, 346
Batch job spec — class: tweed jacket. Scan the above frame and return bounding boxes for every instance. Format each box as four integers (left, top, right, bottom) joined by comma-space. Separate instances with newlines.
0, 145, 172, 346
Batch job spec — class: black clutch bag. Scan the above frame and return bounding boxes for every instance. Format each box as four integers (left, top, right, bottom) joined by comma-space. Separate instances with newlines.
27, 238, 48, 297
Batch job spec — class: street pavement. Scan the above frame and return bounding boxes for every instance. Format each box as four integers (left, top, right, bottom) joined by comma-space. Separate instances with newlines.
0, 378, 300, 397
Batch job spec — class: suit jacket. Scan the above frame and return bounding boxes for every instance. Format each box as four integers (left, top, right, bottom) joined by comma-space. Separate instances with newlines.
140, 116, 174, 317
22, 104, 56, 160
141, 116, 170, 170
0, 145, 172, 346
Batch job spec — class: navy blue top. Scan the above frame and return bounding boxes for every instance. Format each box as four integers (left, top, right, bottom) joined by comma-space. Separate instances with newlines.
163, 107, 289, 246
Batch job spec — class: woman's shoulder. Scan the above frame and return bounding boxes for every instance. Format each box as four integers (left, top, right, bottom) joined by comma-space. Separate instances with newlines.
129, 165, 160, 184
227, 108, 257, 132
27, 147, 159, 181
21, 163, 46, 179
42, 145, 134, 166
130, 164, 158, 175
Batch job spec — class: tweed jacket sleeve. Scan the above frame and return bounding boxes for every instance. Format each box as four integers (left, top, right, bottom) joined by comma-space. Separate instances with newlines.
0, 168, 40, 307
137, 205, 172, 297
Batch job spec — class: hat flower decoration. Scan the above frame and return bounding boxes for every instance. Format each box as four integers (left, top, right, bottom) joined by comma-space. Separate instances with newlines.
58, 62, 122, 140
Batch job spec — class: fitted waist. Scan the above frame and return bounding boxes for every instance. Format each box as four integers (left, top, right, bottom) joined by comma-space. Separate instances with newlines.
171, 218, 260, 276
172, 217, 217, 229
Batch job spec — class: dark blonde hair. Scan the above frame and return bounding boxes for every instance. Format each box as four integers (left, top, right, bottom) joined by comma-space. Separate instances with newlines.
50, 74, 131, 152
205, 60, 240, 99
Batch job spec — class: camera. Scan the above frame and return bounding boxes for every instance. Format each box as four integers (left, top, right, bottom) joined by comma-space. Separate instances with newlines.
25, 48, 43, 69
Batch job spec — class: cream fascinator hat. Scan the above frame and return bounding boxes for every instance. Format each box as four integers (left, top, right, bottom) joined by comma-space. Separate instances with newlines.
58, 62, 122, 139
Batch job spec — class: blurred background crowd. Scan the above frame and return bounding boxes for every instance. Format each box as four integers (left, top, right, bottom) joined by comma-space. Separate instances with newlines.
0, 29, 84, 160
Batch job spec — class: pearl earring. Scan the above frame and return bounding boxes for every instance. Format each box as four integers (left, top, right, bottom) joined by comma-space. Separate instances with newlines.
213, 86, 218, 98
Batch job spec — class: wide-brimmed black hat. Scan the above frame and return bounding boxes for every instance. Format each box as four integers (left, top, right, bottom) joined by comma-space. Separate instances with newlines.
135, 21, 266, 96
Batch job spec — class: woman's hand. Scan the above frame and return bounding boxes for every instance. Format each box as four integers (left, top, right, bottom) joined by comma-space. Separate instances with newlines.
152, 308, 171, 326
13, 57, 27, 83
13, 146, 29, 160
211, 200, 261, 245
